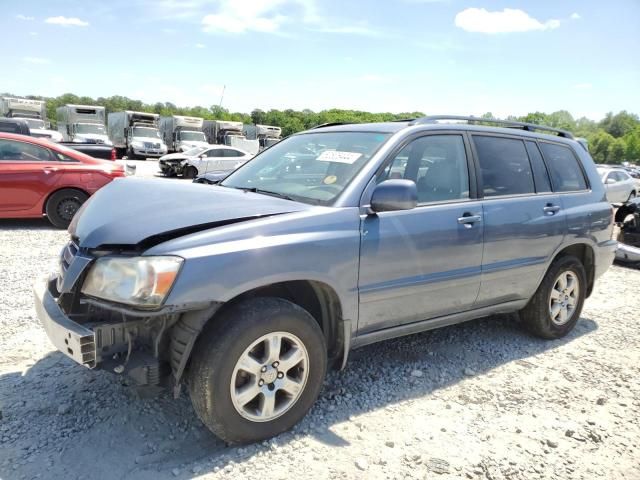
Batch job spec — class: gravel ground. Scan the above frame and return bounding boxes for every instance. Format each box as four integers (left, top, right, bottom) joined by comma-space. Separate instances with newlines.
0, 220, 638, 480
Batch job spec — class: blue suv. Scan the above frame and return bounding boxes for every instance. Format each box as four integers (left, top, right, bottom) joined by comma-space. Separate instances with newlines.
35, 116, 616, 443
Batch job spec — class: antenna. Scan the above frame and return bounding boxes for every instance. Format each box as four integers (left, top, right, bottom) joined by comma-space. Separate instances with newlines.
218, 85, 226, 109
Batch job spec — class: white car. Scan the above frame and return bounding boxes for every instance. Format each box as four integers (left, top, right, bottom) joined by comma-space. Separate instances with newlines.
182, 145, 252, 179
597, 167, 637, 204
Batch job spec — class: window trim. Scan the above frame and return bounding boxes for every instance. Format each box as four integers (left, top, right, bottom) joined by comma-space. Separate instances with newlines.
537, 139, 591, 193
469, 132, 537, 200
361, 130, 477, 208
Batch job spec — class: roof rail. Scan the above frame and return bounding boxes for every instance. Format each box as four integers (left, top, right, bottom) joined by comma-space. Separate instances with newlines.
410, 115, 574, 139
309, 122, 352, 130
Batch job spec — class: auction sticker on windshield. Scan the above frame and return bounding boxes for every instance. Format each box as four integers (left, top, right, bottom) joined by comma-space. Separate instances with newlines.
316, 150, 362, 164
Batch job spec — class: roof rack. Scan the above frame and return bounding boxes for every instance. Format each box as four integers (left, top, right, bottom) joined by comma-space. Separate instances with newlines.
410, 115, 574, 139
309, 122, 352, 130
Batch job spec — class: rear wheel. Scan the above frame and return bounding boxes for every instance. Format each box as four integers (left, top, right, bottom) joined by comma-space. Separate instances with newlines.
188, 297, 327, 444
183, 165, 198, 179
45, 189, 88, 229
520, 255, 586, 339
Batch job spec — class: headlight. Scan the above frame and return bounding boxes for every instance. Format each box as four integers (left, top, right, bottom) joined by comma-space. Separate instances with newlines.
81, 256, 183, 308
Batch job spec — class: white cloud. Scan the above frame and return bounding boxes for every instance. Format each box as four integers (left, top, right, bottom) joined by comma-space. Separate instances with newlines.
22, 56, 51, 64
195, 43, 206, 48
45, 16, 89, 27
570, 12, 581, 20
201, 0, 380, 36
16, 14, 34, 21
454, 8, 560, 34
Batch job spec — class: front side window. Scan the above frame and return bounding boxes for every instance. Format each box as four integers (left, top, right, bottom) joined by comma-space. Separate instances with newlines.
223, 149, 244, 158
473, 136, 535, 197
539, 143, 588, 192
379, 135, 470, 203
222, 131, 391, 205
0, 139, 53, 161
206, 149, 226, 158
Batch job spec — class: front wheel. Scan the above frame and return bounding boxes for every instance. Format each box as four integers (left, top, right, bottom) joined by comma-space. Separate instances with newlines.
188, 297, 327, 444
183, 165, 198, 179
45, 189, 89, 229
520, 255, 586, 339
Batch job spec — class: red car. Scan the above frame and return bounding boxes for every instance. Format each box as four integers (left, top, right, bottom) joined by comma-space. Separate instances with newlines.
0, 133, 125, 228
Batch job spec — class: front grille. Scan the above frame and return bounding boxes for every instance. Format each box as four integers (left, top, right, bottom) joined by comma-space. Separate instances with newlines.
144, 142, 161, 149
61, 240, 79, 274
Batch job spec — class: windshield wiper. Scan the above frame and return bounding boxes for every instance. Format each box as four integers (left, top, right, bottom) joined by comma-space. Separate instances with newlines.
240, 187, 296, 201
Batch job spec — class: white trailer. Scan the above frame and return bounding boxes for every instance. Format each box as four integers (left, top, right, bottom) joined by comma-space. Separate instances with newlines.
245, 124, 282, 150
56, 105, 110, 144
107, 111, 167, 159
0, 96, 62, 141
160, 116, 208, 153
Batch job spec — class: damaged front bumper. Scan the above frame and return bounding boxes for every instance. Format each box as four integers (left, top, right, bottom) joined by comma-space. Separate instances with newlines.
34, 274, 220, 390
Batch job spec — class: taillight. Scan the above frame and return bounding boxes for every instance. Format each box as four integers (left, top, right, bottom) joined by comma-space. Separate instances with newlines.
110, 148, 116, 161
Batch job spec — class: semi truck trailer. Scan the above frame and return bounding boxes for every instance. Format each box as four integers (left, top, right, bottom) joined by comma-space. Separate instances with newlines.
245, 124, 282, 150
159, 115, 208, 153
0, 96, 62, 142
107, 111, 167, 159
56, 105, 111, 144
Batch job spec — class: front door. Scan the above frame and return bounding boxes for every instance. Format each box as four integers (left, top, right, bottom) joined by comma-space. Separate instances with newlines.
0, 138, 62, 213
358, 133, 484, 334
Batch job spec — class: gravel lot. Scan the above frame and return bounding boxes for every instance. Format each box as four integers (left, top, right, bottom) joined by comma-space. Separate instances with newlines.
0, 220, 638, 480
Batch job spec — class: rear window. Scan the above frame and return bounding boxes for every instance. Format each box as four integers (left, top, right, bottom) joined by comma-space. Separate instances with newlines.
0, 123, 22, 134
539, 143, 588, 192
473, 136, 535, 197
525, 141, 552, 193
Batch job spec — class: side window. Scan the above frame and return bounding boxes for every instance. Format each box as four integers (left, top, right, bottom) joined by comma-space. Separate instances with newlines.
51, 151, 79, 162
0, 139, 53, 161
380, 135, 470, 203
224, 149, 243, 158
605, 172, 617, 184
206, 149, 225, 157
473, 136, 534, 197
619, 171, 630, 181
524, 141, 552, 193
538, 143, 588, 192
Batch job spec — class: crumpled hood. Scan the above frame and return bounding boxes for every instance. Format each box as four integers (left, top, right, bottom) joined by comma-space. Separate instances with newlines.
70, 178, 311, 249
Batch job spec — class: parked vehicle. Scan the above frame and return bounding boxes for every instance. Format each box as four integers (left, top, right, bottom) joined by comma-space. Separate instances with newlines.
158, 146, 209, 176
107, 111, 167, 159
160, 116, 208, 153
61, 142, 116, 161
0, 118, 30, 136
0, 133, 124, 227
35, 116, 616, 444
203, 120, 259, 155
193, 171, 231, 184
245, 124, 282, 150
597, 166, 636, 203
182, 145, 251, 179
0, 96, 62, 142
615, 198, 640, 264
56, 105, 111, 145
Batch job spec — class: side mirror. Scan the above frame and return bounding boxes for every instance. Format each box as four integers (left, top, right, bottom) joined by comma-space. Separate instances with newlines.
370, 179, 417, 213
606, 177, 617, 185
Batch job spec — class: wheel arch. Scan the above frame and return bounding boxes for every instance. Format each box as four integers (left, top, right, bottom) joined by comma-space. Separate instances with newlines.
546, 243, 595, 298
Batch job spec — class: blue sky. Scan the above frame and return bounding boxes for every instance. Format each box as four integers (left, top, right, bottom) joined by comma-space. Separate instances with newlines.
2, 0, 639, 120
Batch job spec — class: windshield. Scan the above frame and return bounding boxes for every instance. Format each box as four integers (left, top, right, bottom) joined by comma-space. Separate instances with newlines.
132, 127, 160, 138
76, 123, 106, 135
221, 131, 391, 205
20, 118, 45, 129
179, 131, 206, 142
184, 146, 208, 156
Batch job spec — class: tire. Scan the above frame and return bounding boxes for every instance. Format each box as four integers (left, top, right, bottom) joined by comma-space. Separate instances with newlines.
127, 148, 137, 160
183, 165, 198, 179
520, 255, 587, 339
45, 189, 89, 229
188, 297, 327, 444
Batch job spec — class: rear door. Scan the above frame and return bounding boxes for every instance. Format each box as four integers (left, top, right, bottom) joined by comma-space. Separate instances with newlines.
358, 133, 484, 333
472, 134, 566, 307
0, 138, 63, 213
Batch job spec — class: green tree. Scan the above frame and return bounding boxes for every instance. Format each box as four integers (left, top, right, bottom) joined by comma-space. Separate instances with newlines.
588, 130, 615, 163
623, 126, 640, 162
600, 111, 639, 138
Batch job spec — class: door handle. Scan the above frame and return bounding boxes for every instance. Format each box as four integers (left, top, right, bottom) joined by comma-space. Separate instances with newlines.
43, 167, 59, 173
543, 204, 561, 215
458, 213, 482, 228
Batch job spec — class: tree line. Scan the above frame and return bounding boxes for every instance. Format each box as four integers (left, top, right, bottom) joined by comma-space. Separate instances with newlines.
3, 92, 639, 164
